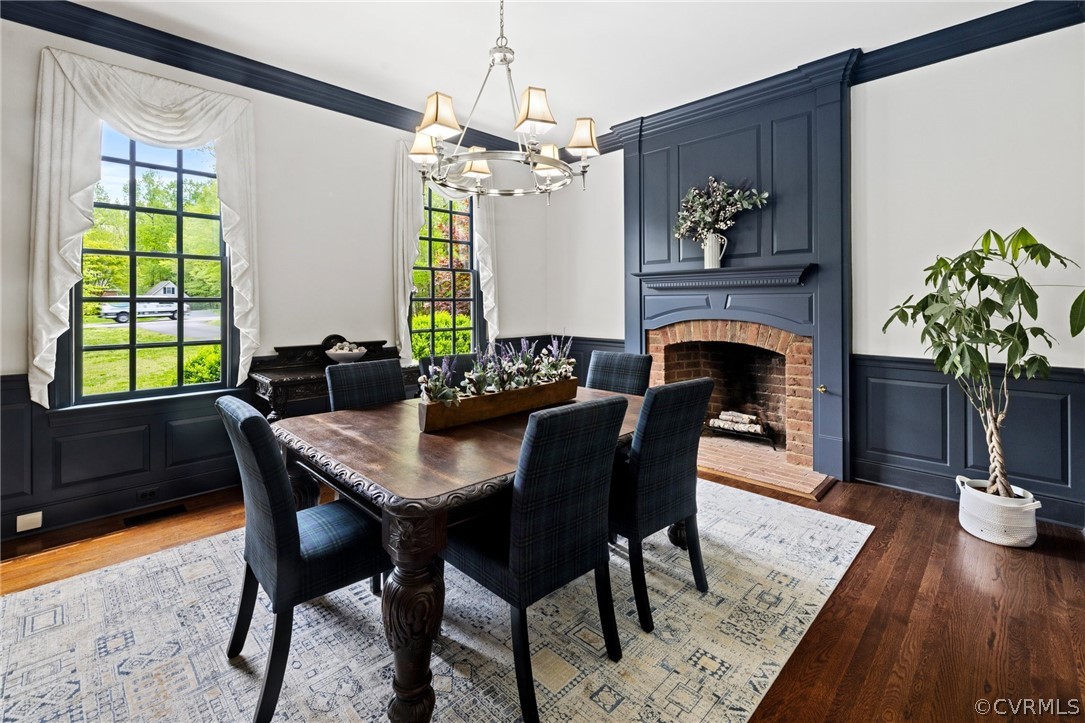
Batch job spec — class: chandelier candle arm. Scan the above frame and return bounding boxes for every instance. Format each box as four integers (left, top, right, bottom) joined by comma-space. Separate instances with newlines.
409, 0, 598, 199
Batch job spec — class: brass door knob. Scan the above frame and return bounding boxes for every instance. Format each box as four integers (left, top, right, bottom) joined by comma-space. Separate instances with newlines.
817, 384, 827, 394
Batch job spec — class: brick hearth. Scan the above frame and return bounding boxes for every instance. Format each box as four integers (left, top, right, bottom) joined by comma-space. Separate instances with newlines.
647, 320, 813, 469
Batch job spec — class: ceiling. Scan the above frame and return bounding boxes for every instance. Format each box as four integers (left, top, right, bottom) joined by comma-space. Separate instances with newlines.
76, 1, 1019, 143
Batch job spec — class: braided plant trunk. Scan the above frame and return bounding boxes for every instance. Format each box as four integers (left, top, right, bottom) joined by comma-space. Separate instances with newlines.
982, 407, 1015, 497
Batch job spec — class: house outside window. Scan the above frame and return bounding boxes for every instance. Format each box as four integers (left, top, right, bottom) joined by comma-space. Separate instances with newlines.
410, 190, 479, 360
73, 124, 230, 403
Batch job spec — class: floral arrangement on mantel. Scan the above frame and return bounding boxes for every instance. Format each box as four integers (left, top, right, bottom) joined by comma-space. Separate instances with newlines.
673, 176, 769, 249
419, 336, 577, 408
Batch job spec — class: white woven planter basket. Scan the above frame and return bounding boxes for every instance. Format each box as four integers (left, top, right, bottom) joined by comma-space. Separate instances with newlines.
956, 475, 1041, 548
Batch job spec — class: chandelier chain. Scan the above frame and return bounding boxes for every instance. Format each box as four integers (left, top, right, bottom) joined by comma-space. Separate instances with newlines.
496, 0, 507, 47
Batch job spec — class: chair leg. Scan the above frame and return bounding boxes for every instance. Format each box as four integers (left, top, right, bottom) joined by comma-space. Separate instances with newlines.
628, 539, 654, 633
227, 564, 259, 658
510, 605, 539, 723
594, 562, 622, 662
685, 514, 709, 593
608, 531, 617, 545
253, 607, 293, 723
370, 574, 382, 596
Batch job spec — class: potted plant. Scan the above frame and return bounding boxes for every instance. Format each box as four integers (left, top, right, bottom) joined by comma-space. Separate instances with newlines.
884, 227, 1084, 547
673, 177, 768, 269
417, 337, 579, 432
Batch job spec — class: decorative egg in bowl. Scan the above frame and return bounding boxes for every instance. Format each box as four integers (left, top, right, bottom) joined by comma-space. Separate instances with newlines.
326, 341, 367, 363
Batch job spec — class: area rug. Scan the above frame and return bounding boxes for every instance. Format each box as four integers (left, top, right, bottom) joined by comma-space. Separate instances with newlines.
0, 481, 873, 722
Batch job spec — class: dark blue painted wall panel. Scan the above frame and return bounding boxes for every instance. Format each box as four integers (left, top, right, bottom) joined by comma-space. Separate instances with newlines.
770, 114, 813, 255
641, 148, 673, 266
676, 126, 763, 263
965, 390, 1072, 489
851, 355, 1084, 527
865, 377, 949, 463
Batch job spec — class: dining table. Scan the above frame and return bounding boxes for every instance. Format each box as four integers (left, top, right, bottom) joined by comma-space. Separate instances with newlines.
271, 386, 643, 722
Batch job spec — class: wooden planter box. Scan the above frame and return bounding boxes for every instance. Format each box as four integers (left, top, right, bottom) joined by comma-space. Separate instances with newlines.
419, 378, 579, 433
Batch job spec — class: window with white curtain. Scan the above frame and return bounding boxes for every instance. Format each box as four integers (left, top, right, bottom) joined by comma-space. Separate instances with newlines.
74, 124, 231, 402
410, 189, 478, 360
27, 48, 259, 409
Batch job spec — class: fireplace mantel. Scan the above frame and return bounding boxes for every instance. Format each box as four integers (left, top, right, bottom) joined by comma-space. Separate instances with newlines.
634, 264, 814, 291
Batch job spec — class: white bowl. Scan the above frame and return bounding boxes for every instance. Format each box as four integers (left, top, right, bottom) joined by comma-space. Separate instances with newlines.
326, 349, 367, 363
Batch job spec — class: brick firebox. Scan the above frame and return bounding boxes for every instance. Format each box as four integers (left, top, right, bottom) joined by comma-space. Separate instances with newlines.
646, 320, 813, 469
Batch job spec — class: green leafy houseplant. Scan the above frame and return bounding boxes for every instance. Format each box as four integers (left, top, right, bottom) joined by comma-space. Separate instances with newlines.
884, 228, 1084, 498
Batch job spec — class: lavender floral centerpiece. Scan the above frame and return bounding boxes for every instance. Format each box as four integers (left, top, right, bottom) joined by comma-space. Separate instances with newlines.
418, 336, 579, 432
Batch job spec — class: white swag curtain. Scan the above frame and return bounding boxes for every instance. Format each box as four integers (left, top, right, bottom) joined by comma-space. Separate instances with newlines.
392, 141, 499, 363
28, 47, 259, 407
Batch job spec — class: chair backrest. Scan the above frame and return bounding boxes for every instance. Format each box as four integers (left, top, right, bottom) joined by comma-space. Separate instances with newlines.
585, 351, 653, 396
509, 396, 628, 607
627, 377, 714, 535
326, 358, 406, 411
215, 396, 300, 600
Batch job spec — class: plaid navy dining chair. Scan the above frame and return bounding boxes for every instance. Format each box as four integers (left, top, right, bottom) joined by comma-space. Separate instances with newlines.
440, 396, 629, 723
215, 396, 392, 723
325, 358, 406, 411
609, 377, 714, 633
584, 350, 653, 396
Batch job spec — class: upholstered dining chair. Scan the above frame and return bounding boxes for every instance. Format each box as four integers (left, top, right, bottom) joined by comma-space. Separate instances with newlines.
325, 357, 406, 411
584, 350, 653, 396
440, 396, 629, 723
609, 377, 714, 633
215, 396, 392, 723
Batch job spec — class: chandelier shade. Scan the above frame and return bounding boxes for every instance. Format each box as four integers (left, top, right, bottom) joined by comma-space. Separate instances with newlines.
566, 118, 600, 158
408, 0, 598, 199
513, 87, 557, 136
461, 146, 493, 179
408, 130, 438, 164
532, 144, 564, 179
419, 92, 462, 140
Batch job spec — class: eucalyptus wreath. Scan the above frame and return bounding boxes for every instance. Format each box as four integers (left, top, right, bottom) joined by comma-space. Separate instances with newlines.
673, 176, 769, 248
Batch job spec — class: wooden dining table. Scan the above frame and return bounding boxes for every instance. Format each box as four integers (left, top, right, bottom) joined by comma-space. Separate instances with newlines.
271, 387, 643, 722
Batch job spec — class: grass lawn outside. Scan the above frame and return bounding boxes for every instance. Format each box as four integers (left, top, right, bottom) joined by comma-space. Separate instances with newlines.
80, 316, 221, 396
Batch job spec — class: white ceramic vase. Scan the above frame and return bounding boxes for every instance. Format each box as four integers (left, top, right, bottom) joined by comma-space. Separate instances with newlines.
703, 233, 727, 269
956, 475, 1041, 547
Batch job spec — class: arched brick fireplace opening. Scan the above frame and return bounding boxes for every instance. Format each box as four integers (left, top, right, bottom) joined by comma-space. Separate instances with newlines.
646, 320, 813, 469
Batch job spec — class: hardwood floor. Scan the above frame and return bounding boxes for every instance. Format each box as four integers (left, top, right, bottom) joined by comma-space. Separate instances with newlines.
1, 478, 1082, 721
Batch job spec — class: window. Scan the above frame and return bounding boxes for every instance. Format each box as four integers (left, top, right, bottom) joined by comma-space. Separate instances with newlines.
410, 190, 477, 360
74, 124, 229, 402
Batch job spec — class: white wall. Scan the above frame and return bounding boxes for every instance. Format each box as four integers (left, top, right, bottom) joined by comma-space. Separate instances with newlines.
0, 19, 622, 377
545, 152, 625, 340
852, 25, 1085, 369
1, 20, 412, 375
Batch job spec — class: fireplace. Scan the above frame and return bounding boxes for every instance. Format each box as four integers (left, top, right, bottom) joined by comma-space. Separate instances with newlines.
647, 320, 813, 469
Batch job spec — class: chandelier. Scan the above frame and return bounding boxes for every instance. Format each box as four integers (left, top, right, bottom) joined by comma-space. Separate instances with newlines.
408, 0, 599, 200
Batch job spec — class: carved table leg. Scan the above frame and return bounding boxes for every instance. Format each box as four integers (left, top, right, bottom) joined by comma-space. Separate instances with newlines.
382, 510, 447, 722
668, 521, 688, 551
267, 388, 288, 423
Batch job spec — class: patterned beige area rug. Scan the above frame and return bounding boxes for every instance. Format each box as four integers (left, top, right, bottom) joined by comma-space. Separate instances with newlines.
0, 481, 872, 722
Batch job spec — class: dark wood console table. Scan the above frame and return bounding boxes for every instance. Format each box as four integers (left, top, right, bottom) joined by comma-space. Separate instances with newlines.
248, 336, 409, 422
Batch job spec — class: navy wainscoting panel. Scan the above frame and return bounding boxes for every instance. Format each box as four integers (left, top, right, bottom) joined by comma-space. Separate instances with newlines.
1, 376, 34, 503
0, 376, 244, 539
851, 355, 1084, 527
